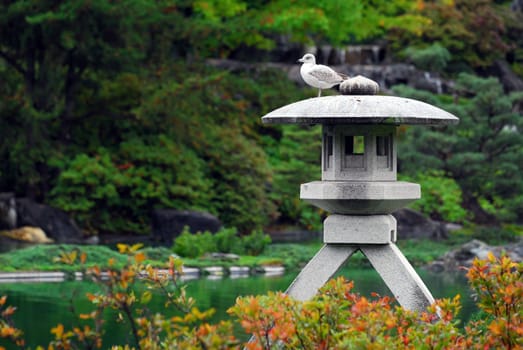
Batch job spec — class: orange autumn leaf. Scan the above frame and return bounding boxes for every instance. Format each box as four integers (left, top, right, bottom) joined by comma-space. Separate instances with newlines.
134, 252, 146, 264
51, 324, 64, 337
488, 321, 503, 335
1, 326, 16, 337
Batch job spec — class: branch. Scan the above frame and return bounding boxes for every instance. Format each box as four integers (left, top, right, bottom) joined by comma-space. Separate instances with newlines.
0, 50, 26, 75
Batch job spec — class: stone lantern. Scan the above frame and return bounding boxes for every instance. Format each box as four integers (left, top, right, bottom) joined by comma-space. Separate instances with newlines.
262, 94, 459, 312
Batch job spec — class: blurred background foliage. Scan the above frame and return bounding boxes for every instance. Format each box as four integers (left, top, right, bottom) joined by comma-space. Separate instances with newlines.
0, 0, 522, 236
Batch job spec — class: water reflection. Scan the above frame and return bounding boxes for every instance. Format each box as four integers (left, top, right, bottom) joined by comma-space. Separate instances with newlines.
0, 268, 475, 348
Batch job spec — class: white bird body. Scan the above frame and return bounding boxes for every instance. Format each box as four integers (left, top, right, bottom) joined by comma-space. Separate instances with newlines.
298, 53, 347, 96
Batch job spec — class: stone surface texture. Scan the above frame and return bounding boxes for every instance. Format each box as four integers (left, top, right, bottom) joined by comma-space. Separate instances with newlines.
392, 208, 448, 240
151, 209, 222, 244
300, 181, 420, 214
361, 244, 435, 311
427, 239, 523, 273
324, 214, 396, 244
15, 198, 82, 243
0, 193, 16, 230
321, 125, 397, 182
0, 226, 53, 243
285, 244, 358, 301
261, 95, 459, 125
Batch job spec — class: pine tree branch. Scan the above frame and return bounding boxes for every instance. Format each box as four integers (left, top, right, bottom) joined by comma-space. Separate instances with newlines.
0, 50, 26, 75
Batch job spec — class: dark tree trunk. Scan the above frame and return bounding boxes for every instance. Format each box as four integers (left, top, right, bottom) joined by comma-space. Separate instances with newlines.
462, 193, 499, 225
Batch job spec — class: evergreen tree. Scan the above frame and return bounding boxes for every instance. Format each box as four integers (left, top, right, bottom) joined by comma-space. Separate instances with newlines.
396, 74, 523, 224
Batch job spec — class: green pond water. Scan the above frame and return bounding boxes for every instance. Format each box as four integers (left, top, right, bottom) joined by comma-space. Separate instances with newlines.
0, 267, 475, 348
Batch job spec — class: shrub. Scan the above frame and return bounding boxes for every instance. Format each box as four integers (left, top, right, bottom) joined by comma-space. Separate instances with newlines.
231, 253, 522, 349
404, 43, 451, 72
172, 227, 272, 258
471, 225, 522, 245
400, 170, 469, 223
172, 227, 217, 258
49, 138, 212, 235
238, 229, 272, 256
0, 247, 521, 349
213, 227, 241, 254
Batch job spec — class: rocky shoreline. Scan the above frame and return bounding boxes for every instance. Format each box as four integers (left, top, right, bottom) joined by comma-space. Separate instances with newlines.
426, 239, 523, 273
0, 264, 286, 284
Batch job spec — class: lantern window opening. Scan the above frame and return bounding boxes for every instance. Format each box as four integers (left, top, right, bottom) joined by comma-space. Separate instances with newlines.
343, 134, 365, 170
345, 135, 365, 155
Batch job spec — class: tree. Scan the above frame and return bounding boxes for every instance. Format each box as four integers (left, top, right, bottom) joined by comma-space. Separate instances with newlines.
390, 0, 510, 70
0, 0, 178, 198
395, 74, 523, 224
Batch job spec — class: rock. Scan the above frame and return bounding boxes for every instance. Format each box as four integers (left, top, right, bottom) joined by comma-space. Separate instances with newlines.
344, 44, 387, 65
0, 226, 53, 243
151, 209, 222, 245
444, 222, 463, 232
205, 59, 455, 95
393, 208, 448, 240
83, 235, 100, 245
15, 198, 83, 243
426, 239, 523, 272
512, 0, 523, 12
0, 193, 17, 230
204, 252, 240, 261
342, 64, 453, 94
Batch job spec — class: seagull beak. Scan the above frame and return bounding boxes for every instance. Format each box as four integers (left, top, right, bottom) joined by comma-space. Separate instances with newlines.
297, 58, 304, 63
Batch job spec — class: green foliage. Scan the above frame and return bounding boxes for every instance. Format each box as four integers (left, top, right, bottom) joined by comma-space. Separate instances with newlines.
394, 74, 523, 224
400, 170, 469, 223
238, 229, 271, 256
0, 244, 126, 272
470, 225, 522, 245
1, 0, 522, 238
49, 137, 212, 234
266, 125, 323, 230
0, 0, 178, 197
404, 43, 452, 72
213, 227, 241, 254
389, 0, 510, 69
179, 0, 430, 55
172, 227, 271, 258
172, 227, 217, 259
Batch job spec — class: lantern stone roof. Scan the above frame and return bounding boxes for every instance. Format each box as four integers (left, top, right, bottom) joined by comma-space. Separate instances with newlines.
261, 95, 459, 125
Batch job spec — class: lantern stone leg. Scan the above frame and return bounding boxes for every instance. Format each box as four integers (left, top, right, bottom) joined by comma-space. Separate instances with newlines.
285, 214, 435, 312
285, 244, 358, 301
361, 244, 435, 311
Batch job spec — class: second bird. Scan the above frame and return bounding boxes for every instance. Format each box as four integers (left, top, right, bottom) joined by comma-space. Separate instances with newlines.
298, 53, 347, 97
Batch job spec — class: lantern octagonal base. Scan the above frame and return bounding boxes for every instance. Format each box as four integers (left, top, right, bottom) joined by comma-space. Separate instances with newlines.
300, 181, 420, 214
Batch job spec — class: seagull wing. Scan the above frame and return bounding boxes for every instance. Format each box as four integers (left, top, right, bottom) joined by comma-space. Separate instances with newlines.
337, 71, 349, 80
308, 65, 346, 84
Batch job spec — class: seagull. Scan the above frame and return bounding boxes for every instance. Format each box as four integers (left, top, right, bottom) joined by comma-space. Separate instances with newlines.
298, 53, 348, 97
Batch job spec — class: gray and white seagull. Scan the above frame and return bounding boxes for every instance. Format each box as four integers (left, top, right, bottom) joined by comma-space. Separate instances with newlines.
298, 53, 347, 97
